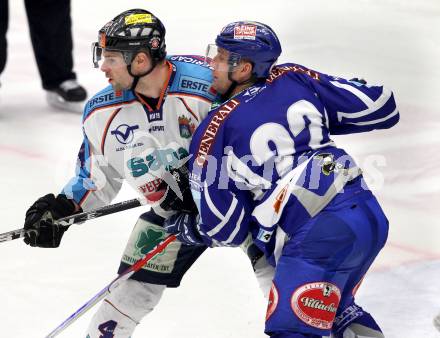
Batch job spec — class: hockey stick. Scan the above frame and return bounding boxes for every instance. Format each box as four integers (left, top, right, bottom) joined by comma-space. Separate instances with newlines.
0, 197, 147, 243
44, 234, 177, 338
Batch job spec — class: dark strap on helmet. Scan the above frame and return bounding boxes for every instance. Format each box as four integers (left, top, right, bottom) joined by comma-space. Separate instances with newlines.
221, 64, 257, 101
128, 53, 158, 92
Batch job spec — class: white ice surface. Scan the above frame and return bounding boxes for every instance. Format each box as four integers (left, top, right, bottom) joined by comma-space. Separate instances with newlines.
0, 1, 439, 337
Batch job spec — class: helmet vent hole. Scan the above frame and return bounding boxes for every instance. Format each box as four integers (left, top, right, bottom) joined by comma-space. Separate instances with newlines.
130, 28, 141, 36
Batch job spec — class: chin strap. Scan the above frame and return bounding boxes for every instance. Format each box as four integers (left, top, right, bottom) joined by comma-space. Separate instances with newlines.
221, 79, 238, 102
221, 71, 258, 102
128, 58, 158, 92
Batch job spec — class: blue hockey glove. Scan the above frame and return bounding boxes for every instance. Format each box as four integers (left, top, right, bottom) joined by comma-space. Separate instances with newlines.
163, 213, 207, 246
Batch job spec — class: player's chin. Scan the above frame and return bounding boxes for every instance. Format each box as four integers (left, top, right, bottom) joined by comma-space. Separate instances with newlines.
212, 79, 226, 95
110, 82, 126, 92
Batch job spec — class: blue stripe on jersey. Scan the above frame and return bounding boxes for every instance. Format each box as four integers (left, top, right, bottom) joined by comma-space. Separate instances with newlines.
82, 86, 135, 122
61, 134, 95, 204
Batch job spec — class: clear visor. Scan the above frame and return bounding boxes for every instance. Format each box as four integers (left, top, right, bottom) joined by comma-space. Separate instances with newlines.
91, 42, 103, 68
204, 44, 242, 73
91, 42, 133, 69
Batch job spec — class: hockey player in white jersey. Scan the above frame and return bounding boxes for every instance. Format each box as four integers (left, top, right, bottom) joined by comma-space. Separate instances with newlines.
21, 9, 218, 337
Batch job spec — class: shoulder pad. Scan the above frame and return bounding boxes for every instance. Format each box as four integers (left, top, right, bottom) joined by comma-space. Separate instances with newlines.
83, 86, 136, 122
167, 55, 216, 101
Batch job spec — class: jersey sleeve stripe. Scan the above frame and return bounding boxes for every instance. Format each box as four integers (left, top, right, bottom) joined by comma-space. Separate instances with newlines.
83, 99, 137, 123
78, 189, 93, 207
178, 97, 199, 121
344, 107, 399, 126
100, 108, 121, 154
332, 84, 392, 121
203, 181, 224, 220
157, 61, 174, 109
78, 138, 94, 207
206, 196, 238, 237
224, 208, 245, 244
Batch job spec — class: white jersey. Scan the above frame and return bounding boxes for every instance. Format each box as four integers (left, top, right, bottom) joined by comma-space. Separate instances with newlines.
62, 55, 215, 216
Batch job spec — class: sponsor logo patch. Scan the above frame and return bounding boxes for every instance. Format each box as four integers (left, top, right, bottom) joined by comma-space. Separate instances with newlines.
87, 92, 115, 110
257, 228, 273, 243
127, 147, 189, 178
147, 110, 163, 122
125, 13, 153, 25
169, 55, 210, 68
110, 124, 139, 144
148, 125, 165, 133
195, 99, 240, 167
291, 282, 341, 330
243, 85, 266, 103
138, 178, 163, 199
267, 65, 320, 84
234, 24, 257, 40
135, 227, 167, 257
266, 283, 279, 321
179, 75, 211, 94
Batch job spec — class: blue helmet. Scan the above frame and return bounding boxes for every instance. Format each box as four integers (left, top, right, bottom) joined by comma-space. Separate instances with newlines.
215, 21, 282, 78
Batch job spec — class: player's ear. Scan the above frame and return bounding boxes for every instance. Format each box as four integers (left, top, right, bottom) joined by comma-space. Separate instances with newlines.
236, 60, 253, 82
133, 51, 149, 68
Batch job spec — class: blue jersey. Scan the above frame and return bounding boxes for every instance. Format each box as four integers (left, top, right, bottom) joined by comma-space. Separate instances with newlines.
188, 63, 399, 252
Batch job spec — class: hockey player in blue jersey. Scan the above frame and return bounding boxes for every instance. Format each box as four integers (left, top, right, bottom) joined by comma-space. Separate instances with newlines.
164, 21, 399, 337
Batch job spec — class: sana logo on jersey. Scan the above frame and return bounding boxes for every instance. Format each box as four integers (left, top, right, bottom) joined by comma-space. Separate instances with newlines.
110, 124, 139, 144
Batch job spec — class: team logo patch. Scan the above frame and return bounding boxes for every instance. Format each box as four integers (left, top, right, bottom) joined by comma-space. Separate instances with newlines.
110, 124, 139, 144
291, 282, 341, 330
178, 115, 196, 139
234, 24, 257, 40
150, 37, 160, 49
266, 283, 279, 321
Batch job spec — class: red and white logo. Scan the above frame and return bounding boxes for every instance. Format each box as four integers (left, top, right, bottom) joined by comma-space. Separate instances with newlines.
233, 25, 257, 40
291, 282, 341, 330
266, 283, 279, 321
150, 37, 160, 49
